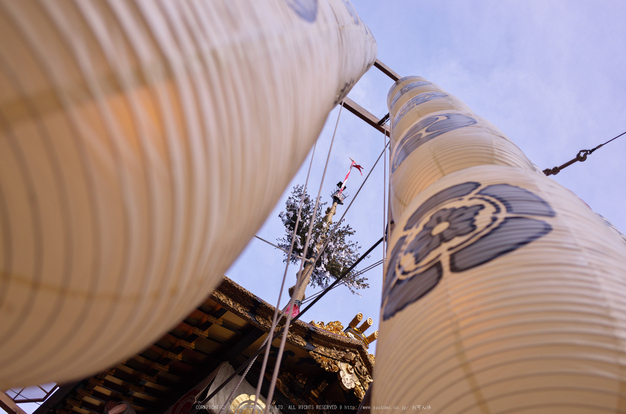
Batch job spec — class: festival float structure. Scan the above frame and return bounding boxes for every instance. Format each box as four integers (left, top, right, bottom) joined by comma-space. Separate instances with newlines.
0, 0, 375, 388
374, 76, 626, 413
27, 277, 376, 413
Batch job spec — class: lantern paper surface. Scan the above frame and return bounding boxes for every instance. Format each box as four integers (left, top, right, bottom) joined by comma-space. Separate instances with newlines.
375, 76, 626, 413
0, 0, 376, 387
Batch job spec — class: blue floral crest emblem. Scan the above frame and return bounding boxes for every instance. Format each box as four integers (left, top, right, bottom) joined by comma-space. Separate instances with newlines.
382, 182, 555, 320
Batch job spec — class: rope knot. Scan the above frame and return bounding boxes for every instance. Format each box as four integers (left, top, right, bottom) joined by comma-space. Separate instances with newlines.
576, 150, 590, 162
542, 130, 624, 176
543, 167, 560, 176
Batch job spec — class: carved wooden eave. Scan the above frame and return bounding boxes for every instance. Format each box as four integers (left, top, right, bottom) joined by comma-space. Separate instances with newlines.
211, 277, 374, 401
212, 278, 374, 368
38, 276, 373, 414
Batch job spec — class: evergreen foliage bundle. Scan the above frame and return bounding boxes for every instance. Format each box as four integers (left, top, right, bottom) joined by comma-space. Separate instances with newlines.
277, 185, 369, 293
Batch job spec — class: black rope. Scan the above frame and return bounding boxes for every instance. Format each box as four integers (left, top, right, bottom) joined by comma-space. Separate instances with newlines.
543, 130, 626, 176
377, 113, 390, 126
192, 236, 384, 413
301, 259, 383, 305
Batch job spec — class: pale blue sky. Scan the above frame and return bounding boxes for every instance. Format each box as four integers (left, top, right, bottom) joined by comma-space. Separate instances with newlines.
228, 0, 626, 354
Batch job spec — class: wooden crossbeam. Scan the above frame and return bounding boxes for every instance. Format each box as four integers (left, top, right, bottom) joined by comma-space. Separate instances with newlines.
342, 59, 400, 136
374, 59, 401, 81
0, 392, 28, 414
343, 97, 390, 137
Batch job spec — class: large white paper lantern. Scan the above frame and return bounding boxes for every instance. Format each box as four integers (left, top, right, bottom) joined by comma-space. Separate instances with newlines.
0, 0, 376, 387
387, 76, 536, 219
375, 77, 626, 413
